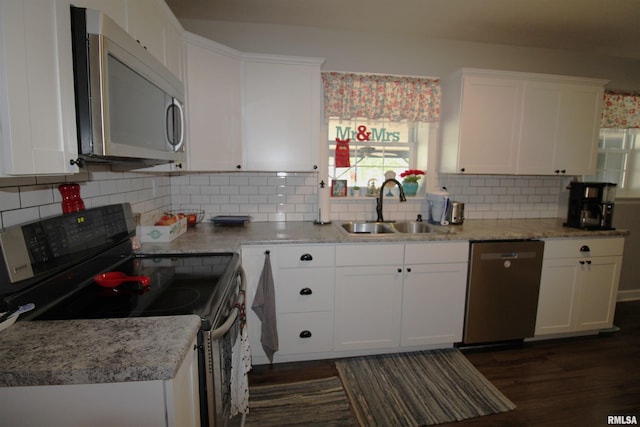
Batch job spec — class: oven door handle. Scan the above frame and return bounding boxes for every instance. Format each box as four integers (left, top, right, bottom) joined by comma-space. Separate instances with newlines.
211, 266, 246, 340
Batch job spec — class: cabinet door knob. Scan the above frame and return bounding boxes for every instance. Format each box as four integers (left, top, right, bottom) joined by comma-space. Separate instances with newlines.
299, 330, 312, 338
69, 158, 85, 168
406, 267, 412, 273
312, 165, 318, 170
300, 253, 313, 261
299, 287, 313, 295
397, 268, 402, 273
586, 260, 592, 265
460, 168, 466, 172
580, 245, 590, 252
580, 260, 585, 265
236, 164, 242, 169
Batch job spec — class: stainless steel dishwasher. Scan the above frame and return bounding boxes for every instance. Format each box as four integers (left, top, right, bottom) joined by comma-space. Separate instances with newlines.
462, 240, 545, 345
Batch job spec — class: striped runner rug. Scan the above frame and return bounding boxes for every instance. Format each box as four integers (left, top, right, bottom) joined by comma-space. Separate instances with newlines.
244, 376, 357, 427
336, 348, 515, 426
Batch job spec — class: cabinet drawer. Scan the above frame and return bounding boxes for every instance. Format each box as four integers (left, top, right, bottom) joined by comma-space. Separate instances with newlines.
404, 242, 469, 264
278, 312, 333, 354
543, 237, 624, 258
336, 244, 404, 266
277, 268, 334, 312
278, 245, 335, 268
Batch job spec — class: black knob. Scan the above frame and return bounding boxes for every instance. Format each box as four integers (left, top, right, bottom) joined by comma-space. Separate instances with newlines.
406, 268, 412, 273
312, 165, 318, 170
299, 330, 312, 338
460, 168, 466, 172
397, 268, 402, 273
69, 158, 84, 168
580, 260, 585, 265
580, 245, 590, 252
561, 169, 566, 174
586, 260, 592, 265
175, 163, 183, 169
555, 169, 560, 174
299, 288, 312, 295
236, 164, 242, 169
300, 253, 313, 261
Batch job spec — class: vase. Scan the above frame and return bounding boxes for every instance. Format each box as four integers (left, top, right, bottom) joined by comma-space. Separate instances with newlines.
403, 181, 419, 196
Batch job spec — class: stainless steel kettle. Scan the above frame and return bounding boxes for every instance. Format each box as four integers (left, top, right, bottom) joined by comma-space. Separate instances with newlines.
446, 201, 465, 225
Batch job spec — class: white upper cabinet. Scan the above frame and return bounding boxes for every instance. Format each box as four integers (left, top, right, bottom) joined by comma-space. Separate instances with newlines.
184, 32, 242, 171
74, 0, 184, 81
70, 0, 128, 30
127, 0, 184, 81
0, 0, 79, 176
517, 79, 605, 175
241, 54, 324, 172
439, 71, 523, 174
439, 69, 607, 176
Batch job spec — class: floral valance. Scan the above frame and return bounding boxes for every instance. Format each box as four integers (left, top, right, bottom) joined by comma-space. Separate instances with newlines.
321, 72, 440, 122
601, 91, 640, 128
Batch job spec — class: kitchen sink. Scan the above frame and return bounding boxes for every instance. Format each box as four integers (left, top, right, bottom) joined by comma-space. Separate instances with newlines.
340, 221, 452, 235
391, 221, 442, 234
341, 222, 395, 234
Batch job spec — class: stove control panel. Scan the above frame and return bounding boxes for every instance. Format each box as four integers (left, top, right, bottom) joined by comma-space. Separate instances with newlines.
0, 203, 134, 293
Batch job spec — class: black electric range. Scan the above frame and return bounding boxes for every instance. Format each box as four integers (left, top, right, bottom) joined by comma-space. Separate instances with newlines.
0, 203, 239, 331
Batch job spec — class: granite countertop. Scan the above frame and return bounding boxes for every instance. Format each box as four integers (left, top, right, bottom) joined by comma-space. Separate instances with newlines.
0, 316, 201, 387
140, 218, 629, 254
0, 218, 627, 388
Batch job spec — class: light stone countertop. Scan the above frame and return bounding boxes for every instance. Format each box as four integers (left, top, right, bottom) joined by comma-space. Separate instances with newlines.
0, 218, 627, 388
0, 316, 201, 387
140, 218, 629, 254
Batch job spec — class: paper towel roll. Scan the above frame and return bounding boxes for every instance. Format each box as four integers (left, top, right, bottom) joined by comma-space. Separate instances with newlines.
318, 181, 331, 223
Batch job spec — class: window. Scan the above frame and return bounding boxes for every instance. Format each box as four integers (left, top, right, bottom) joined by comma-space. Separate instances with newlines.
327, 118, 428, 191
588, 128, 640, 197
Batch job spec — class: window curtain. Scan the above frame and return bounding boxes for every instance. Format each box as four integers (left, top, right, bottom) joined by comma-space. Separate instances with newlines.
601, 90, 640, 128
321, 72, 440, 122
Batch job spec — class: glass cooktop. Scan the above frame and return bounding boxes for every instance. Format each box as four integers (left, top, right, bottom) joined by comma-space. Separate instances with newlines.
32, 253, 238, 330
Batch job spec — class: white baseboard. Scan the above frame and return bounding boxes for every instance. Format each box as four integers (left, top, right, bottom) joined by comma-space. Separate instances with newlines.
617, 289, 640, 302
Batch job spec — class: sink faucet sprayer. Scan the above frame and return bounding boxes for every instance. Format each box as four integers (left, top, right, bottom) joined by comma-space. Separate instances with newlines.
376, 178, 406, 222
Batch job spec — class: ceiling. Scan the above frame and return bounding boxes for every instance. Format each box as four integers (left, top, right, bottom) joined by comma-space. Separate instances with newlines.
166, 0, 640, 60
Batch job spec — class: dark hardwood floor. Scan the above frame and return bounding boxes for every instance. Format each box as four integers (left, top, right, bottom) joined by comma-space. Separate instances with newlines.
248, 300, 640, 426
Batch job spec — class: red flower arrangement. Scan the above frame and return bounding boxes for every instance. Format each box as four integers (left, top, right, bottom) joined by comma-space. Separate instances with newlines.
399, 169, 425, 183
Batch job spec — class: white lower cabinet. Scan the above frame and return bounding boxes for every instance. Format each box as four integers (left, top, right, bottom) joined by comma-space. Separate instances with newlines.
401, 242, 469, 347
0, 337, 200, 427
244, 241, 469, 363
334, 242, 468, 352
535, 238, 624, 336
335, 263, 404, 351
242, 244, 335, 364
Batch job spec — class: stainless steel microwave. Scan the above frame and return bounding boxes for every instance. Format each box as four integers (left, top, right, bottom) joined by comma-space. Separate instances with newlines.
70, 6, 185, 166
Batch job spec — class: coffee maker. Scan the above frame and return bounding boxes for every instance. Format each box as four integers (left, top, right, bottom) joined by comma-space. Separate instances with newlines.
564, 182, 616, 230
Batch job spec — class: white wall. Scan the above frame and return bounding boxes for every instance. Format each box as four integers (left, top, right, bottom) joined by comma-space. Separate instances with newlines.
181, 20, 640, 91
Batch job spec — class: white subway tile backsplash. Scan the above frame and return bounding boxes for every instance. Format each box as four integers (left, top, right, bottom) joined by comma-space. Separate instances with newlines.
0, 167, 569, 229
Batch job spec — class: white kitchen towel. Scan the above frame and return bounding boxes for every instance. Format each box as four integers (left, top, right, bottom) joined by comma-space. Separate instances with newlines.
230, 320, 251, 416
251, 251, 278, 363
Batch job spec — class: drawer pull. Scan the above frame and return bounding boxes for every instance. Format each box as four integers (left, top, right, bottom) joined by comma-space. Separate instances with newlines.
299, 330, 312, 338
300, 253, 313, 261
580, 245, 590, 252
299, 287, 313, 295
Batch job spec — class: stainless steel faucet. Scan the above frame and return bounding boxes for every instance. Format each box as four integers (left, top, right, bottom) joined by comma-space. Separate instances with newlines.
376, 178, 407, 222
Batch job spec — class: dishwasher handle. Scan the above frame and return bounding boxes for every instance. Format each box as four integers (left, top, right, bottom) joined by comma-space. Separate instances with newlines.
480, 251, 539, 261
